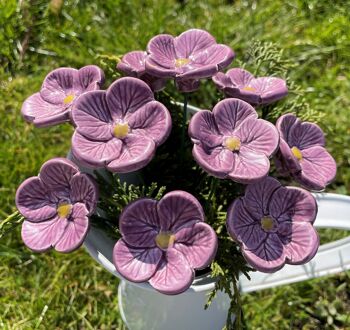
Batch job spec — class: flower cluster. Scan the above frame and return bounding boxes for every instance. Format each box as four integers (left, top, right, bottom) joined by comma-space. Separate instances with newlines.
15, 28, 337, 296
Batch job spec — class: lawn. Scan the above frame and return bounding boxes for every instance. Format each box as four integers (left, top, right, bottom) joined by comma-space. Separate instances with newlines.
0, 0, 349, 329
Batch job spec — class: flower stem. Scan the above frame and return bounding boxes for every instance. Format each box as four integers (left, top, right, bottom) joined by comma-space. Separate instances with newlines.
180, 93, 189, 158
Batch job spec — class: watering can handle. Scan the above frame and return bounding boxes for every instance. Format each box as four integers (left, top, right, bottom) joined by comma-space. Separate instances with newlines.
239, 193, 350, 293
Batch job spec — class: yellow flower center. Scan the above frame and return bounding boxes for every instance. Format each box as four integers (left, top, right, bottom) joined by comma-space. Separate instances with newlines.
63, 94, 75, 104
175, 58, 190, 68
113, 122, 129, 139
57, 203, 72, 218
155, 231, 176, 249
242, 86, 256, 92
224, 136, 241, 151
261, 216, 275, 231
291, 146, 303, 161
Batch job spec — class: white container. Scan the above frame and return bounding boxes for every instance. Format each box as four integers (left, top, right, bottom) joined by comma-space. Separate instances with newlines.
72, 104, 350, 330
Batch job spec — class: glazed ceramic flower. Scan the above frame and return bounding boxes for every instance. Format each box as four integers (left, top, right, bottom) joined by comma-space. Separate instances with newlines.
145, 29, 235, 92
275, 114, 337, 191
21, 65, 104, 127
226, 176, 319, 273
117, 51, 166, 92
213, 68, 288, 105
113, 191, 218, 295
71, 77, 172, 172
188, 98, 279, 183
16, 158, 98, 253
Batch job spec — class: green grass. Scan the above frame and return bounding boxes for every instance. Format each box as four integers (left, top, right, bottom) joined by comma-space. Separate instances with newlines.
0, 0, 349, 329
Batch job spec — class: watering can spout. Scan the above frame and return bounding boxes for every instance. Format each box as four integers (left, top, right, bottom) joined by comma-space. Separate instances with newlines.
239, 193, 350, 293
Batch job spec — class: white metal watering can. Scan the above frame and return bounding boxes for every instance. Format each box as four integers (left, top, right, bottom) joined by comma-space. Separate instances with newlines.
71, 104, 350, 330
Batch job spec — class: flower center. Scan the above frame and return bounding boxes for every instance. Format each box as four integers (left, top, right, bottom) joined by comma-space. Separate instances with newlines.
260, 216, 275, 232
57, 203, 72, 218
113, 122, 129, 139
155, 231, 176, 249
242, 86, 256, 92
63, 94, 75, 104
291, 146, 303, 161
175, 58, 190, 68
224, 136, 241, 151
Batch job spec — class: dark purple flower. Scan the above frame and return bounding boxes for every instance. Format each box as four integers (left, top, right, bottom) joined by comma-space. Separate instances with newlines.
113, 191, 218, 295
213, 68, 288, 105
188, 98, 279, 183
226, 177, 319, 273
275, 114, 337, 191
117, 51, 166, 92
16, 158, 98, 253
21, 65, 104, 127
71, 77, 172, 173
145, 29, 235, 92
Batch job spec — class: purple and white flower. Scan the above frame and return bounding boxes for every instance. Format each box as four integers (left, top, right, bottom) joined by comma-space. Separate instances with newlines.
145, 29, 235, 92
71, 77, 172, 173
213, 68, 288, 105
16, 158, 98, 253
275, 114, 337, 191
188, 98, 279, 183
21, 65, 104, 127
113, 191, 218, 295
226, 177, 319, 273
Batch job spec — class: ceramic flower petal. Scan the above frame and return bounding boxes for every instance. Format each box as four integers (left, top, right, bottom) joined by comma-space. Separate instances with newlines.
174, 29, 216, 58
212, 99, 257, 136
72, 91, 113, 141
39, 158, 79, 191
242, 234, 286, 273
229, 150, 270, 183
54, 203, 90, 253
21, 65, 104, 127
157, 191, 205, 232
71, 132, 123, 168
127, 101, 172, 145
74, 65, 105, 92
192, 144, 234, 179
21, 93, 71, 127
106, 135, 155, 173
107, 78, 154, 120
227, 199, 267, 250
283, 222, 319, 264
226, 177, 319, 273
21, 216, 65, 252
113, 240, 162, 282
174, 222, 218, 269
295, 146, 337, 190
213, 68, 288, 105
16, 177, 57, 222
149, 248, 194, 295
117, 51, 166, 92
119, 199, 160, 248
269, 186, 317, 223
276, 114, 336, 191
70, 173, 98, 214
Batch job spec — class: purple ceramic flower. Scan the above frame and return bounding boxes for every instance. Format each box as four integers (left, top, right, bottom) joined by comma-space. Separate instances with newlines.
145, 29, 235, 92
71, 77, 172, 173
16, 158, 98, 253
113, 191, 218, 295
117, 51, 166, 92
275, 114, 337, 191
226, 177, 319, 273
213, 68, 288, 105
21, 65, 104, 127
188, 98, 279, 183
